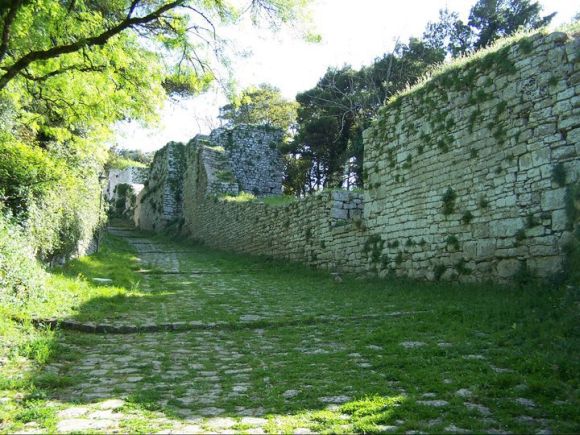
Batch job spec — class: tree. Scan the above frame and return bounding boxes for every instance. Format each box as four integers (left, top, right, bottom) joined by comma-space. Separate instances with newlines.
423, 8, 474, 57
219, 84, 298, 131
0, 0, 311, 150
0, 0, 311, 217
469, 0, 555, 50
0, 0, 311, 151
424, 0, 555, 57
0, 0, 310, 91
286, 39, 443, 193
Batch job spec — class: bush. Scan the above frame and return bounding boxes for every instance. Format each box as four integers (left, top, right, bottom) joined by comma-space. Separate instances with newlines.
0, 212, 46, 309
0, 138, 64, 216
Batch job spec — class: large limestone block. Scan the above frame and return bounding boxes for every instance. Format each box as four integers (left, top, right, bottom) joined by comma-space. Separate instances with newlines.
496, 259, 520, 278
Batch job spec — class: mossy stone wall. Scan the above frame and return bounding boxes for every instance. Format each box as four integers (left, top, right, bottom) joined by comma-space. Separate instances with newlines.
136, 30, 579, 282
363, 30, 579, 281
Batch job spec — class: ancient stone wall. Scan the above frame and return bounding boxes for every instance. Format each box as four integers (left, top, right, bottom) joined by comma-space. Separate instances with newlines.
182, 189, 366, 272
363, 30, 579, 281
135, 30, 579, 282
106, 167, 148, 200
209, 125, 285, 195
134, 142, 185, 231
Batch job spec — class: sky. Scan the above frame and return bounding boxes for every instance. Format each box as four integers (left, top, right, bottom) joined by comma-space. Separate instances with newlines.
114, 0, 578, 152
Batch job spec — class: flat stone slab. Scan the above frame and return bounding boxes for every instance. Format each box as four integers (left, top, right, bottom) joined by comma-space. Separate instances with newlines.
417, 400, 449, 407
465, 402, 491, 415
283, 389, 300, 399
515, 398, 536, 408
455, 388, 473, 398
205, 417, 236, 429
318, 395, 351, 404
400, 341, 426, 349
241, 417, 268, 426
56, 418, 116, 432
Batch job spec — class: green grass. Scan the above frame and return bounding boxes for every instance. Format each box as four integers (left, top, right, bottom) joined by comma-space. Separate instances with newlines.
219, 192, 297, 207
108, 157, 148, 170
0, 223, 578, 433
220, 191, 257, 203
260, 194, 298, 206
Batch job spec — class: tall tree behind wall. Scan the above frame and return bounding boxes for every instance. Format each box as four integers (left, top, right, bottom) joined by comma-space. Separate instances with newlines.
218, 84, 298, 131
423, 0, 555, 56
287, 39, 443, 193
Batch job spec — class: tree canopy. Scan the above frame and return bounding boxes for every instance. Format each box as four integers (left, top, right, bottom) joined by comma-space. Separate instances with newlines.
281, 0, 556, 195
219, 83, 298, 131
286, 38, 444, 193
0, 0, 311, 243
423, 0, 555, 57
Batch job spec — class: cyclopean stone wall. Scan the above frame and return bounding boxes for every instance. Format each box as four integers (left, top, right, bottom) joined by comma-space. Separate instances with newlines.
363, 30, 579, 281
106, 167, 148, 200
209, 125, 285, 195
182, 188, 366, 271
135, 29, 579, 282
134, 142, 186, 231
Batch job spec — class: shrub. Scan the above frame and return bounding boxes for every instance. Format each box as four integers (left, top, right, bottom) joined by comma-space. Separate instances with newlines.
0, 212, 46, 308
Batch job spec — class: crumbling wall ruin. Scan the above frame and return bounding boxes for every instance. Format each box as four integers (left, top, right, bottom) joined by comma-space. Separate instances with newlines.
134, 30, 579, 283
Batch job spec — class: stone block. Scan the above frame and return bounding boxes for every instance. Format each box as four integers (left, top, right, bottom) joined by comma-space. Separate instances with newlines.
489, 218, 524, 237
530, 256, 562, 277
330, 208, 348, 220
476, 239, 496, 258
551, 209, 569, 231
497, 259, 520, 278
541, 188, 567, 211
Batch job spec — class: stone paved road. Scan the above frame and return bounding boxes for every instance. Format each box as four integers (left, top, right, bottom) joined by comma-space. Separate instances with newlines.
10, 226, 574, 434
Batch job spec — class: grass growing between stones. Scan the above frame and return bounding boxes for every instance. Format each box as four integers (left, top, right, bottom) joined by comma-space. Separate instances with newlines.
1, 223, 578, 433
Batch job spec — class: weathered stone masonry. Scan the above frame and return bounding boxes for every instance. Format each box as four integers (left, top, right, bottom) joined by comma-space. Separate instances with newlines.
363, 30, 579, 281
135, 30, 579, 282
134, 142, 186, 231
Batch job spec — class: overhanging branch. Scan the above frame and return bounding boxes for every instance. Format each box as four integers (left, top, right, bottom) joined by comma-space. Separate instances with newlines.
0, 0, 185, 91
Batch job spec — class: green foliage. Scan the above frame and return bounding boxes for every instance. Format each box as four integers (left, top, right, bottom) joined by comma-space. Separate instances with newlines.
441, 187, 457, 215
261, 195, 298, 207
219, 84, 298, 132
562, 230, 580, 285
479, 195, 490, 209
363, 234, 385, 264
108, 157, 147, 170
395, 251, 404, 265
219, 192, 257, 203
216, 170, 237, 183
423, 0, 555, 57
462, 210, 474, 224
455, 258, 472, 275
0, 212, 46, 309
446, 235, 460, 250
565, 182, 580, 231
526, 213, 540, 228
514, 229, 527, 245
288, 38, 444, 192
513, 259, 535, 287
518, 36, 534, 53
0, 139, 64, 214
433, 264, 446, 281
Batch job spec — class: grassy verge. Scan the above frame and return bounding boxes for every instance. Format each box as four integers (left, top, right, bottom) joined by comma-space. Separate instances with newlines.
0, 230, 145, 432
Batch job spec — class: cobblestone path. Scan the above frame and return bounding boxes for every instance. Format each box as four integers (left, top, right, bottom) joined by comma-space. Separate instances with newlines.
10, 226, 577, 434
